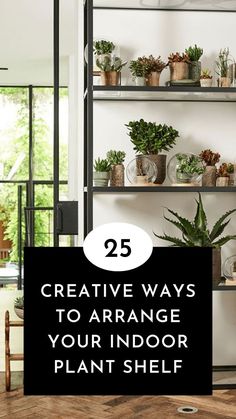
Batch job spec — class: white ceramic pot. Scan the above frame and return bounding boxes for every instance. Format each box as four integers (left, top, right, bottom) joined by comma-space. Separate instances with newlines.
200, 79, 213, 87
135, 77, 145, 86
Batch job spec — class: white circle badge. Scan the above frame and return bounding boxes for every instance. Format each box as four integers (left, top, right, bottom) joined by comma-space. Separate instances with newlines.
83, 223, 153, 272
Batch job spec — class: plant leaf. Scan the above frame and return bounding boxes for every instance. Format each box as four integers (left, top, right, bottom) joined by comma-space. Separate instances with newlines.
154, 233, 188, 247
212, 235, 236, 247
166, 209, 196, 238
194, 193, 207, 231
210, 209, 236, 241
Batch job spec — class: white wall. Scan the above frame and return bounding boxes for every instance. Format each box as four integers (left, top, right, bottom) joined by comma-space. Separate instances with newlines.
93, 10, 236, 365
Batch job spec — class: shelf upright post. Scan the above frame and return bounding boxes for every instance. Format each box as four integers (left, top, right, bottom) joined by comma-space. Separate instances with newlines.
86, 0, 94, 235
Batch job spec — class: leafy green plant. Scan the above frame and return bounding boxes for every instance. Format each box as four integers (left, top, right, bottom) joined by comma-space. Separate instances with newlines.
126, 119, 179, 154
176, 154, 204, 178
93, 40, 115, 55
168, 52, 190, 63
93, 158, 111, 172
185, 45, 203, 62
200, 69, 212, 79
227, 163, 234, 174
96, 56, 127, 72
216, 48, 231, 77
199, 149, 220, 166
154, 193, 236, 248
129, 58, 148, 77
14, 296, 24, 309
107, 150, 126, 165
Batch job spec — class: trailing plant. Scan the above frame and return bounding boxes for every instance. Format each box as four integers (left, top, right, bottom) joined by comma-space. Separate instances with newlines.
168, 52, 190, 63
199, 149, 220, 166
129, 57, 148, 77
185, 45, 203, 62
107, 150, 126, 165
14, 297, 24, 309
142, 55, 167, 74
126, 119, 179, 154
93, 158, 111, 172
96, 56, 127, 72
200, 69, 213, 79
215, 48, 231, 77
93, 40, 115, 55
154, 193, 236, 248
176, 153, 204, 177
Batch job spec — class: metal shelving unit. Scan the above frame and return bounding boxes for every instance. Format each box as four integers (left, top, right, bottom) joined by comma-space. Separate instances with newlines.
84, 0, 236, 389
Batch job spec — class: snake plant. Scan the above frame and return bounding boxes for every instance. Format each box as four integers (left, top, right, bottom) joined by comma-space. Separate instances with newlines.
155, 194, 236, 247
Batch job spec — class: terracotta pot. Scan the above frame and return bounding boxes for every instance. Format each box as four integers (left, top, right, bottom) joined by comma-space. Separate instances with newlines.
169, 62, 189, 81
93, 172, 110, 187
200, 78, 213, 88
148, 154, 166, 184
212, 248, 221, 288
146, 71, 161, 86
100, 71, 120, 86
218, 77, 231, 87
202, 166, 217, 187
216, 177, 229, 187
110, 164, 124, 187
189, 61, 201, 81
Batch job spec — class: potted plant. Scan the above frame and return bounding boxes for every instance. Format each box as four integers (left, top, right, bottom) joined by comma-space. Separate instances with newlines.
129, 57, 148, 86
185, 44, 203, 81
200, 149, 221, 186
107, 150, 126, 187
200, 69, 213, 87
143, 55, 167, 86
93, 158, 111, 187
126, 118, 179, 184
168, 52, 190, 81
96, 55, 127, 86
175, 153, 204, 184
216, 48, 231, 87
217, 163, 230, 186
227, 163, 234, 185
14, 296, 24, 319
93, 39, 115, 74
154, 193, 236, 287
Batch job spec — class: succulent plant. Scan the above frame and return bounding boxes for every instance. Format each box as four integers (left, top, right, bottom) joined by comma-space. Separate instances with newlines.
227, 163, 234, 174
141, 55, 167, 74
154, 193, 236, 248
93, 40, 115, 55
96, 55, 127, 72
14, 297, 24, 309
126, 119, 179, 154
215, 48, 231, 77
107, 150, 126, 165
217, 163, 229, 178
176, 154, 204, 177
200, 69, 213, 79
93, 158, 111, 172
129, 57, 148, 77
199, 149, 221, 166
168, 52, 190, 63
185, 45, 203, 62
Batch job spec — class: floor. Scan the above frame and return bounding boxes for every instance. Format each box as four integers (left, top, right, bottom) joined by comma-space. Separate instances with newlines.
1, 373, 236, 418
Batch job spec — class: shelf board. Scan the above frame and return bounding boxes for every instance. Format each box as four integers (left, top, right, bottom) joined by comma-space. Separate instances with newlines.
93, 86, 236, 102
93, 0, 236, 12
92, 186, 236, 193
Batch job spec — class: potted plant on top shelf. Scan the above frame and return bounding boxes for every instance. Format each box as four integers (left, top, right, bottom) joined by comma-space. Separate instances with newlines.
125, 118, 179, 184
185, 44, 203, 82
217, 163, 231, 187
215, 48, 231, 87
154, 193, 236, 287
143, 55, 168, 86
200, 69, 213, 87
168, 52, 190, 82
174, 153, 204, 185
93, 39, 115, 74
96, 55, 127, 86
129, 57, 148, 86
200, 149, 221, 187
107, 150, 126, 187
93, 158, 111, 187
